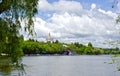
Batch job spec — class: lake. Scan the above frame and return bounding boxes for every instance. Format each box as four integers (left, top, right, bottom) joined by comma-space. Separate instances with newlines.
1, 55, 120, 76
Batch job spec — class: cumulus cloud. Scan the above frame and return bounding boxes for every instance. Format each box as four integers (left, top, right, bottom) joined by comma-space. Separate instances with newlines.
91, 3, 96, 10
38, 0, 82, 14
23, 0, 120, 48
38, 0, 52, 11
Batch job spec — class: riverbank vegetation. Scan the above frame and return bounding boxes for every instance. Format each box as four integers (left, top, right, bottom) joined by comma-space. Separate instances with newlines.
21, 39, 120, 55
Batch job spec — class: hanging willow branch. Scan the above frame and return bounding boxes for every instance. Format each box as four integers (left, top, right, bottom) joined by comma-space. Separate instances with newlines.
0, 0, 38, 63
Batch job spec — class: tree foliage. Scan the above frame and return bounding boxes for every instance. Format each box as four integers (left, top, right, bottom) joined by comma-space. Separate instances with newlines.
21, 40, 119, 55
0, 0, 38, 63
88, 42, 93, 48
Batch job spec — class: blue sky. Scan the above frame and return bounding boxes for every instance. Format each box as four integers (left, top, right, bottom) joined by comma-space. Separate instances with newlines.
80, 0, 118, 11
47, 0, 118, 11
23, 0, 120, 48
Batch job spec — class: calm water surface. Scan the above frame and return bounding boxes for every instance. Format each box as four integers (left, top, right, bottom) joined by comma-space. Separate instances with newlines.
3, 55, 120, 76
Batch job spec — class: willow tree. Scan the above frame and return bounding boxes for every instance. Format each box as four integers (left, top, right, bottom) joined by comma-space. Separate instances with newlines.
0, 0, 38, 63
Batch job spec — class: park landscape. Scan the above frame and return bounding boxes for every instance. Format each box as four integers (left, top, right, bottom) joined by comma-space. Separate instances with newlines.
0, 0, 120, 76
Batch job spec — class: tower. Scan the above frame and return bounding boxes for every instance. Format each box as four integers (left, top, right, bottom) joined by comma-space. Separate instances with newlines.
46, 32, 52, 43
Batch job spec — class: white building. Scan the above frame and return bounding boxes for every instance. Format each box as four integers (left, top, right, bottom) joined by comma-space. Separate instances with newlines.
46, 32, 53, 43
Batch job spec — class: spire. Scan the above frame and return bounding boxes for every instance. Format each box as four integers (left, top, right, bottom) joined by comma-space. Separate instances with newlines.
46, 32, 52, 43
48, 32, 51, 41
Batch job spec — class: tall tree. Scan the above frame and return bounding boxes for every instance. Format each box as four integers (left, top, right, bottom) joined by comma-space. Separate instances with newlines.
0, 0, 38, 63
88, 42, 93, 48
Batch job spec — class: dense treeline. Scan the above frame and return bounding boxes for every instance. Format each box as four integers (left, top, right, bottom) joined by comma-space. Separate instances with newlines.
22, 39, 65, 55
103, 48, 120, 54
21, 39, 120, 55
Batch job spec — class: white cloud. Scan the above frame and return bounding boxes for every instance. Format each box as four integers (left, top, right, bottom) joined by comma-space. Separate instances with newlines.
46, 10, 118, 37
38, 0, 52, 11
53, 0, 83, 13
91, 3, 96, 10
98, 9, 117, 18
38, 0, 83, 14
23, 0, 120, 48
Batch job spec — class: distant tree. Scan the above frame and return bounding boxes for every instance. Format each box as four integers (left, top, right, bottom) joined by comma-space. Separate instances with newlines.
88, 42, 93, 48
55, 40, 59, 44
28, 38, 36, 42
74, 42, 79, 47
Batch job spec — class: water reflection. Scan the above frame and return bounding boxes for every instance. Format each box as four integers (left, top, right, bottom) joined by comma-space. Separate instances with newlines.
0, 56, 25, 76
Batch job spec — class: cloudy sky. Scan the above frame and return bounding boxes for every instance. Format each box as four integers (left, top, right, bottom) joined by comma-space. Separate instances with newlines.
23, 0, 120, 48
